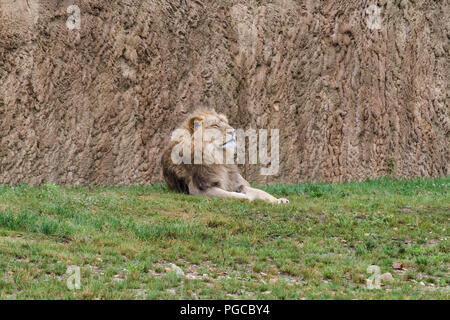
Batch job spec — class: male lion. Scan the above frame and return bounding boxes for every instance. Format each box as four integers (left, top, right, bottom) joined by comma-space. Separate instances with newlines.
161, 108, 289, 204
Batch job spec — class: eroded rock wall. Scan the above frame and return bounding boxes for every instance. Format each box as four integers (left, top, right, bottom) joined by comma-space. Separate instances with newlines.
0, 0, 448, 185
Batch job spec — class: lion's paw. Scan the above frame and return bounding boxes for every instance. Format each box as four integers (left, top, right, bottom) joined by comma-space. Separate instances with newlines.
277, 198, 289, 204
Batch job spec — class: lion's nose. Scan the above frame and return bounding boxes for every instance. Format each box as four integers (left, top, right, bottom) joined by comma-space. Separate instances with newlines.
226, 129, 236, 140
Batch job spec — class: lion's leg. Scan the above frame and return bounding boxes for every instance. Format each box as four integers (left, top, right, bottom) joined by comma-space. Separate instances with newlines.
188, 182, 249, 200
243, 186, 289, 204
203, 187, 250, 200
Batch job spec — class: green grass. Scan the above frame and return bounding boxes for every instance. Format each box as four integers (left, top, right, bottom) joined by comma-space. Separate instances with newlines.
0, 177, 448, 299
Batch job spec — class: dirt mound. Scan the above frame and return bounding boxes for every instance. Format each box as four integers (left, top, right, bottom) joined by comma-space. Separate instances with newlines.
0, 0, 448, 185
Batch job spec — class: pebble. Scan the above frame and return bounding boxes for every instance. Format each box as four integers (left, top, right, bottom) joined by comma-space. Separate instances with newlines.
164, 263, 185, 277
380, 272, 394, 282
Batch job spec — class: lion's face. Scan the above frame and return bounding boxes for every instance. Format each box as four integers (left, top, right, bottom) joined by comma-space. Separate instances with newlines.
187, 110, 236, 164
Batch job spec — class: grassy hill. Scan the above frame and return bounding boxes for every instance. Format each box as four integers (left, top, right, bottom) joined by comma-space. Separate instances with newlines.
0, 177, 448, 299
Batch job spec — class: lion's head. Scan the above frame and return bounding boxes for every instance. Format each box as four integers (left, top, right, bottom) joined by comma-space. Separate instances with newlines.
172, 108, 236, 165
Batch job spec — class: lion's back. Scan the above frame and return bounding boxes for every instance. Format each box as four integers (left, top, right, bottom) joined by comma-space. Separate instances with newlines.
161, 144, 190, 194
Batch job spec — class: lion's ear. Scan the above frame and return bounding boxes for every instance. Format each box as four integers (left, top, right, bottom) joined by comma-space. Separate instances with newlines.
188, 116, 204, 133
218, 114, 228, 123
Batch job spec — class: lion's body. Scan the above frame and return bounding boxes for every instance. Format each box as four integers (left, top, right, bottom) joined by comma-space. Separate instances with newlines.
161, 108, 288, 204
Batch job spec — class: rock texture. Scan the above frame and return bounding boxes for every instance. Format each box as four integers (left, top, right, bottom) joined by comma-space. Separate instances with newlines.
0, 0, 448, 185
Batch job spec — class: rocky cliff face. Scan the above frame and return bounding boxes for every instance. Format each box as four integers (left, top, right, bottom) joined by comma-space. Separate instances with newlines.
0, 0, 448, 185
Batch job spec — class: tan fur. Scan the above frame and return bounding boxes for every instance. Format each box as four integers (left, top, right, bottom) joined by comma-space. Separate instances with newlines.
161, 108, 289, 204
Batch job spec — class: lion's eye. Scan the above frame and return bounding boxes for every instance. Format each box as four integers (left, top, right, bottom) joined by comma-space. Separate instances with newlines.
212, 124, 220, 129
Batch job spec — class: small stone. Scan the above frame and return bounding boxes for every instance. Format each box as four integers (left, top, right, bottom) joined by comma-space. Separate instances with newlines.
419, 281, 425, 286
164, 263, 184, 277
380, 272, 394, 283
392, 262, 403, 270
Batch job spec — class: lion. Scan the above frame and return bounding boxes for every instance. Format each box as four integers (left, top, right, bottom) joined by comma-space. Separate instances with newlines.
161, 108, 289, 204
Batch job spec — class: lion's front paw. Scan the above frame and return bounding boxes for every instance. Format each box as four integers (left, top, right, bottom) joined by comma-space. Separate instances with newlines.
277, 198, 289, 204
